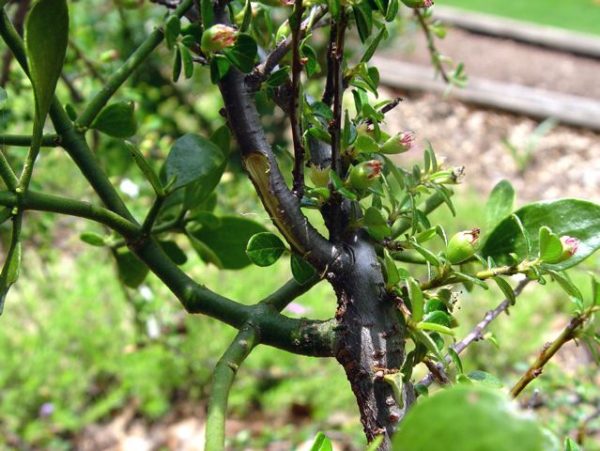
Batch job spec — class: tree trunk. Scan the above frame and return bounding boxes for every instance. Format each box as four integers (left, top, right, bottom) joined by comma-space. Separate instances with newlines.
331, 232, 414, 449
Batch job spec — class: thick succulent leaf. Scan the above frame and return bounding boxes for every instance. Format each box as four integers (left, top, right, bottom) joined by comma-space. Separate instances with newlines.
92, 101, 137, 138
189, 216, 267, 269
485, 180, 515, 232
393, 385, 559, 451
166, 133, 227, 191
482, 199, 600, 270
25, 0, 69, 124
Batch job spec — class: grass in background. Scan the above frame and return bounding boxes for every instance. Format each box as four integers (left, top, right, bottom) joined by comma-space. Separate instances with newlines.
441, 0, 600, 36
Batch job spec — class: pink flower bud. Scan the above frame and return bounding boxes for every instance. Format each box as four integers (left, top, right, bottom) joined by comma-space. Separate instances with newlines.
380, 131, 415, 154
401, 0, 433, 9
200, 24, 237, 53
559, 235, 579, 261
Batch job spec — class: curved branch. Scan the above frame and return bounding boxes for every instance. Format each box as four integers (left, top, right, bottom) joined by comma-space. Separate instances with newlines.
0, 134, 61, 147
216, 16, 347, 273
0, 190, 138, 236
205, 276, 319, 451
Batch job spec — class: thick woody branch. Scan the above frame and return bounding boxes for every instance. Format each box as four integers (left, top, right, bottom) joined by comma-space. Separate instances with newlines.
216, 13, 347, 273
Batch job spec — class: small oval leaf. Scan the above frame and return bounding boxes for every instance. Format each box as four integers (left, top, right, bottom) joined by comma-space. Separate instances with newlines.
246, 232, 286, 267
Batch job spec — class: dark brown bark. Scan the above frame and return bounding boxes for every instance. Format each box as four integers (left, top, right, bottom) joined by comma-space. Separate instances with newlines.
331, 232, 414, 449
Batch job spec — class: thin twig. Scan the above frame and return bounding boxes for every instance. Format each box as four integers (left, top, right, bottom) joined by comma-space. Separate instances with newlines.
329, 10, 346, 175
510, 310, 593, 398
289, 0, 306, 198
414, 10, 449, 83
418, 279, 530, 388
249, 5, 327, 87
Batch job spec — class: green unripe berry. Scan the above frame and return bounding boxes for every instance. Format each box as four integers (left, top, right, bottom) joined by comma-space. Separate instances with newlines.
348, 160, 382, 191
447, 228, 480, 264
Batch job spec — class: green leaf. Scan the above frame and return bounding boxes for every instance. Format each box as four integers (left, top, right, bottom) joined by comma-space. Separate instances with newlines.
187, 233, 223, 268
407, 278, 424, 322
364, 207, 391, 240
310, 432, 333, 451
166, 133, 227, 191
188, 216, 268, 269
485, 180, 515, 232
467, 370, 503, 388
544, 269, 583, 301
201, 0, 214, 29
448, 347, 463, 374
172, 46, 182, 81
165, 15, 181, 49
246, 232, 286, 267
291, 253, 317, 285
361, 26, 387, 63
417, 321, 455, 336
392, 386, 559, 451
223, 34, 257, 73
383, 372, 404, 408
383, 249, 400, 288
355, 134, 379, 154
538, 226, 563, 263
492, 276, 516, 305
411, 241, 441, 267
92, 101, 137, 138
180, 45, 194, 79
564, 437, 582, 451
125, 142, 164, 195
115, 250, 149, 288
330, 171, 358, 201
80, 231, 105, 247
353, 2, 373, 43
25, 0, 69, 125
210, 55, 230, 83
159, 240, 188, 265
482, 199, 600, 270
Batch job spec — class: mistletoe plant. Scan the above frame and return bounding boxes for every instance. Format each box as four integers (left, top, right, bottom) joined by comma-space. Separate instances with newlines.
0, 0, 599, 449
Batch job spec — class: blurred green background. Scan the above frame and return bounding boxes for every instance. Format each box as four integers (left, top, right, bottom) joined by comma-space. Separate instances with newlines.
0, 0, 599, 449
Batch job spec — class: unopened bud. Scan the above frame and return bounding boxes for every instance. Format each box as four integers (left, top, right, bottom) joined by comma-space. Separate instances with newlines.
201, 24, 237, 53
447, 228, 480, 264
544, 236, 579, 264
309, 164, 331, 188
380, 131, 415, 155
348, 160, 382, 191
401, 0, 433, 8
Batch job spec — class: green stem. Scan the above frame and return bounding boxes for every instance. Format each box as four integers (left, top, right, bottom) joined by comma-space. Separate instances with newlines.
76, 0, 194, 128
0, 134, 61, 147
205, 276, 319, 451
0, 151, 18, 191
0, 190, 138, 237
140, 195, 165, 235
